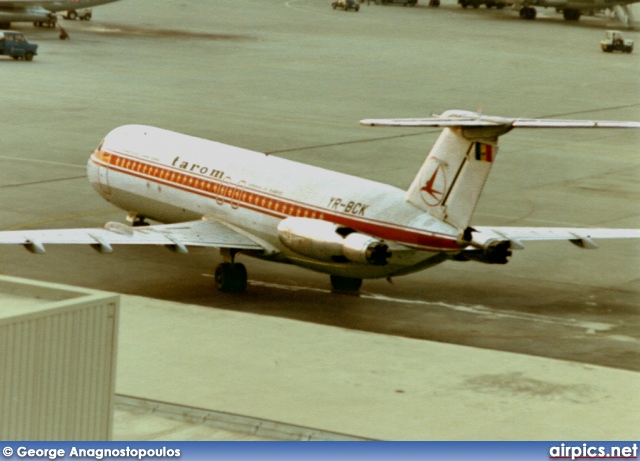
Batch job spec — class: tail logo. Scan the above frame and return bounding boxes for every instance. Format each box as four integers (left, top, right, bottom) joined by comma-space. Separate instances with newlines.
420, 159, 447, 207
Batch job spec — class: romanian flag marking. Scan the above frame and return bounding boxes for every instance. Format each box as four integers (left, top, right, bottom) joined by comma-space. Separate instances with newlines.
475, 143, 494, 162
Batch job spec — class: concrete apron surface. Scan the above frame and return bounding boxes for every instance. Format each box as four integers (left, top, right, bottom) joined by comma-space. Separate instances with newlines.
116, 295, 640, 440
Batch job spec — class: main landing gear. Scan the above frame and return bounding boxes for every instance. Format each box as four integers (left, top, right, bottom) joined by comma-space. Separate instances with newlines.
127, 212, 150, 227
215, 262, 248, 293
519, 6, 537, 19
214, 249, 247, 293
330, 275, 363, 294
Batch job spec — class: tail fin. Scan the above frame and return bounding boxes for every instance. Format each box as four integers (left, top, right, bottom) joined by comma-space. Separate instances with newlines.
360, 110, 639, 230
404, 126, 497, 230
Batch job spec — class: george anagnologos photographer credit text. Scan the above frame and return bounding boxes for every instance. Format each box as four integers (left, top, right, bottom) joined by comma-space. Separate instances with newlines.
5, 446, 180, 460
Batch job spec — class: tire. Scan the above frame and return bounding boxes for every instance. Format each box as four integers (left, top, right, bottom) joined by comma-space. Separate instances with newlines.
230, 263, 247, 292
214, 262, 247, 293
563, 8, 580, 20
330, 275, 363, 292
24, 51, 34, 61
68, 11, 78, 20
521, 7, 536, 19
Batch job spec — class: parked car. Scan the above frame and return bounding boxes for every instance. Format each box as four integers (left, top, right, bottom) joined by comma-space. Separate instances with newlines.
0, 31, 38, 61
332, 0, 360, 10
600, 30, 633, 53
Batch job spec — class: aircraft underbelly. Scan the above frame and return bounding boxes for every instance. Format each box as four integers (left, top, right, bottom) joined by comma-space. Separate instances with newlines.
282, 251, 446, 278
0, 11, 51, 21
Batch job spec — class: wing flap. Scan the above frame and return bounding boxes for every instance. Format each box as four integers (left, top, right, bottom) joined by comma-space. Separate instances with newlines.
0, 219, 265, 253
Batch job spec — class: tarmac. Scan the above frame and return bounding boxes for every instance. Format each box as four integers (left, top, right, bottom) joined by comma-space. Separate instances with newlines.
1, 0, 639, 441
3, 278, 639, 440
111, 293, 640, 440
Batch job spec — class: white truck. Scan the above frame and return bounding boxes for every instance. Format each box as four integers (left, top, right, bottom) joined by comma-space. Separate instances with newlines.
62, 8, 93, 20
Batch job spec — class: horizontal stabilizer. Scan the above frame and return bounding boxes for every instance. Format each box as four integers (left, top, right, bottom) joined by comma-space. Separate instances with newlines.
360, 110, 640, 129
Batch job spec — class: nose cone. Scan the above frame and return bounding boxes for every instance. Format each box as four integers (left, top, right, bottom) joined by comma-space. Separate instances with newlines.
87, 141, 112, 197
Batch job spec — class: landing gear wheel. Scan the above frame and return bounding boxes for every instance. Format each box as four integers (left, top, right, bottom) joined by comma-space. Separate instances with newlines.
215, 263, 248, 293
519, 6, 536, 19
132, 215, 150, 227
330, 275, 363, 293
562, 8, 580, 20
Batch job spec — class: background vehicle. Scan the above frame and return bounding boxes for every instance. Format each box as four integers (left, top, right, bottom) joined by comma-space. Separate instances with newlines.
332, 0, 360, 10
378, 0, 418, 5
601, 30, 633, 52
62, 8, 93, 20
0, 31, 38, 61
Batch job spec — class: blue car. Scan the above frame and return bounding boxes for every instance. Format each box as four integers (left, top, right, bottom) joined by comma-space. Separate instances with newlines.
0, 31, 38, 61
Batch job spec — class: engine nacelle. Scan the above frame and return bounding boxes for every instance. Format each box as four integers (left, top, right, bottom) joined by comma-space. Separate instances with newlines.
277, 217, 390, 266
455, 228, 512, 265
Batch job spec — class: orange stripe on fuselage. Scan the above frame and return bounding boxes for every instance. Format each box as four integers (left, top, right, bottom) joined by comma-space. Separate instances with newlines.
91, 150, 461, 251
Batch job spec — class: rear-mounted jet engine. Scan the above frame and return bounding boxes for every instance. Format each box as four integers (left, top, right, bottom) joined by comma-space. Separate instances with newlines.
277, 217, 391, 265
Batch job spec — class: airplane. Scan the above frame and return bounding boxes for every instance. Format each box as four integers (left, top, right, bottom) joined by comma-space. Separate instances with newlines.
451, 0, 637, 28
0, 110, 638, 294
512, 0, 637, 26
0, 0, 120, 29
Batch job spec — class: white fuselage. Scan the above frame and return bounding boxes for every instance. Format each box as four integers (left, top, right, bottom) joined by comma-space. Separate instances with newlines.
6, 0, 117, 12
87, 125, 462, 279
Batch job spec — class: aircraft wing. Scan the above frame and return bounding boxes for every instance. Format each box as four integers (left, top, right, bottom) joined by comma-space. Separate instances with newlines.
473, 226, 640, 249
0, 219, 266, 254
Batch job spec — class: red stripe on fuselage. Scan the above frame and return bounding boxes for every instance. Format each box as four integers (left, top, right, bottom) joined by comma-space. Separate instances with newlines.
91, 151, 461, 251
